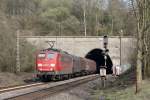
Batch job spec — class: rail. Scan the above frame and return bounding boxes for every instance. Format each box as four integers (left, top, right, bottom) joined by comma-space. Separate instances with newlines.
0, 83, 43, 93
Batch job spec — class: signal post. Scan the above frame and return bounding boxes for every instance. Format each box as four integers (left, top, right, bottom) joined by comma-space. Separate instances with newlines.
100, 36, 108, 88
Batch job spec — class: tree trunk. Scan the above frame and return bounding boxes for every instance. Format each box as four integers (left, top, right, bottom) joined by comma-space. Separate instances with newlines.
136, 45, 142, 93
136, 22, 142, 93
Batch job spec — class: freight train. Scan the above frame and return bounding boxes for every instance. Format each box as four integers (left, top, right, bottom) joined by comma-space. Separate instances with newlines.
36, 48, 96, 81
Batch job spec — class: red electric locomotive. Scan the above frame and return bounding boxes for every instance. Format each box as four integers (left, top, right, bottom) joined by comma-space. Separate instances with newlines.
36, 48, 96, 81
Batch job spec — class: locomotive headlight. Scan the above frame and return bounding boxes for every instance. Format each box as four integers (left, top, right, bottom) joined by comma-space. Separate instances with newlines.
50, 64, 55, 67
50, 68, 53, 71
38, 64, 42, 67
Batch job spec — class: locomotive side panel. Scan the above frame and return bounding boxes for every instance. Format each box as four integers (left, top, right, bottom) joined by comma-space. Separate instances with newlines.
59, 53, 73, 74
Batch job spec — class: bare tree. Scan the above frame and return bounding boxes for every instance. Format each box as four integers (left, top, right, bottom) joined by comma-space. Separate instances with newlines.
130, 0, 150, 93
83, 0, 87, 36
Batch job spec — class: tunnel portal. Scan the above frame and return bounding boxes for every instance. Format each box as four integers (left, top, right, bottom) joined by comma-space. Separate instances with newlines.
85, 48, 113, 74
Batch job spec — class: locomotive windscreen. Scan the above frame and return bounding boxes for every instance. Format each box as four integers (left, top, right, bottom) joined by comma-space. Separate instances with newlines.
47, 53, 54, 59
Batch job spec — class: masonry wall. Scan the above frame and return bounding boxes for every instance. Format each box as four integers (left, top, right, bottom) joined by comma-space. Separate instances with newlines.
26, 37, 136, 72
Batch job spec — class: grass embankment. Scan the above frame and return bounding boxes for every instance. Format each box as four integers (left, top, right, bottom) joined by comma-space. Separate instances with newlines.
0, 72, 34, 88
92, 68, 150, 100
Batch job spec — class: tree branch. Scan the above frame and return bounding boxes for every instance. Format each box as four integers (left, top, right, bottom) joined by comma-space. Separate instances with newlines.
142, 23, 150, 33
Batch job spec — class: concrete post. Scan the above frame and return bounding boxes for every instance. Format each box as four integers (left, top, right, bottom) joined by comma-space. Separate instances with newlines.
16, 30, 20, 73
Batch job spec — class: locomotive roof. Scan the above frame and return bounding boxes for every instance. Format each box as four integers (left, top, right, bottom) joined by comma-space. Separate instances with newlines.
40, 48, 69, 54
39, 48, 84, 59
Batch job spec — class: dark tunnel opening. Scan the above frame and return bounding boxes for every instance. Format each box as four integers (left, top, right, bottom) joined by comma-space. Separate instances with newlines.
85, 48, 113, 74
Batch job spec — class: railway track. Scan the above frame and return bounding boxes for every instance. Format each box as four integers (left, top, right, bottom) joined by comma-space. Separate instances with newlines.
0, 82, 44, 93
0, 74, 99, 100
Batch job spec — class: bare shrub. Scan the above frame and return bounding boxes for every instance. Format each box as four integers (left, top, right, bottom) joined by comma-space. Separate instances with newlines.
20, 39, 36, 72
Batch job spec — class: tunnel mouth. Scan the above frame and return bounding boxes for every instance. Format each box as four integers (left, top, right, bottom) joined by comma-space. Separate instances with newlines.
85, 48, 113, 74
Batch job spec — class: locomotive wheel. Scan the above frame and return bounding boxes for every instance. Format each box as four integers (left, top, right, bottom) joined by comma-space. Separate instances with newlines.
51, 75, 57, 81
65, 74, 69, 80
82, 72, 86, 76
39, 75, 49, 82
60, 75, 64, 80
68, 74, 72, 79
55, 75, 63, 81
57, 75, 61, 80
63, 74, 69, 80
66, 74, 71, 79
71, 74, 75, 78
61, 75, 66, 80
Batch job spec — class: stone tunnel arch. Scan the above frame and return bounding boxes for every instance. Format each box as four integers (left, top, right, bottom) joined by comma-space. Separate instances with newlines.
85, 48, 113, 74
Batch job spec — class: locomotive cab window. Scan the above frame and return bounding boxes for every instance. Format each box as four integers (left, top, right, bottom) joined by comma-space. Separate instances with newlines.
47, 53, 54, 59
